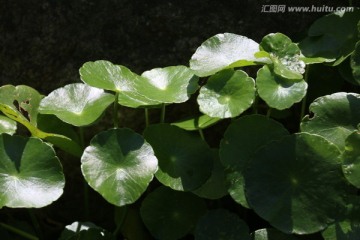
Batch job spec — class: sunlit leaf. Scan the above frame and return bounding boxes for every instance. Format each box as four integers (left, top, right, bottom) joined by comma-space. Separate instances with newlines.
194, 209, 250, 240
59, 222, 115, 240
39, 83, 114, 126
171, 114, 221, 131
197, 69, 255, 118
256, 65, 307, 110
0, 134, 64, 208
245, 133, 349, 234
81, 128, 158, 206
301, 92, 360, 150
140, 186, 207, 240
144, 124, 212, 191
220, 114, 289, 208
0, 116, 16, 135
190, 33, 266, 77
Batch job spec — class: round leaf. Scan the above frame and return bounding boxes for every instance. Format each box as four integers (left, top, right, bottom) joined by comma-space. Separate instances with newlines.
256, 65, 307, 110
250, 228, 299, 240
342, 131, 360, 188
194, 209, 250, 240
192, 149, 228, 200
190, 33, 265, 77
140, 66, 199, 103
59, 222, 115, 240
143, 124, 212, 191
39, 83, 115, 126
197, 69, 255, 118
81, 128, 158, 206
244, 133, 349, 234
351, 41, 360, 84
140, 186, 207, 240
0, 116, 16, 135
220, 114, 289, 208
171, 114, 221, 131
301, 92, 360, 150
0, 134, 65, 208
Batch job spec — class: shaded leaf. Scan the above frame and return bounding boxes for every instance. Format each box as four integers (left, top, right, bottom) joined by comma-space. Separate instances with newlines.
351, 41, 360, 84
342, 131, 360, 188
250, 228, 299, 240
171, 114, 221, 131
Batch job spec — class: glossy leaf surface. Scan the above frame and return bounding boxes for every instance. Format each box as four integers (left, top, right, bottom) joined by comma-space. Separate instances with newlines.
39, 83, 114, 126
0, 135, 64, 208
301, 92, 360, 150
197, 69, 255, 118
140, 186, 207, 240
256, 65, 307, 110
194, 209, 250, 240
59, 222, 115, 240
220, 115, 289, 208
144, 124, 212, 191
171, 114, 221, 131
260, 33, 305, 80
81, 128, 158, 206
342, 131, 360, 188
245, 133, 348, 234
0, 116, 16, 135
190, 33, 265, 77
250, 228, 299, 240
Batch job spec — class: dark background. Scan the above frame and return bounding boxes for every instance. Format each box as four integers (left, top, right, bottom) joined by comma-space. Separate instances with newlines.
1, 0, 356, 94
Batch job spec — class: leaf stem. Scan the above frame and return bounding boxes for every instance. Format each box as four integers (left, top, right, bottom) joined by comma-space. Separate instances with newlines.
113, 206, 128, 236
0, 222, 39, 240
145, 108, 150, 127
300, 65, 310, 121
266, 108, 272, 118
160, 104, 166, 123
28, 210, 43, 240
252, 94, 259, 114
84, 181, 90, 220
198, 128, 205, 141
113, 92, 120, 128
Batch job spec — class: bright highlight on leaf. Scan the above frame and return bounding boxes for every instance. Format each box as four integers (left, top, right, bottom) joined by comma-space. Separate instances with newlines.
39, 83, 115, 126
0, 135, 65, 208
0, 115, 16, 135
81, 128, 158, 206
189, 33, 266, 77
197, 69, 255, 118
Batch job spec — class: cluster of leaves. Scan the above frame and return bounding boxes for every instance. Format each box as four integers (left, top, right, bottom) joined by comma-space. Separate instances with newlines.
0, 9, 359, 240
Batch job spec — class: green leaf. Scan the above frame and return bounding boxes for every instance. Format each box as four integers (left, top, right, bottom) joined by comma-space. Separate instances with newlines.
143, 124, 213, 191
250, 228, 299, 240
0, 134, 65, 208
140, 66, 199, 103
81, 128, 158, 206
260, 33, 305, 80
0, 116, 16, 135
322, 220, 360, 240
140, 186, 207, 240
59, 222, 115, 240
299, 10, 360, 64
190, 33, 266, 77
197, 69, 255, 118
301, 92, 360, 150
39, 83, 115, 126
244, 133, 349, 234
256, 65, 307, 110
171, 114, 221, 131
194, 209, 250, 240
342, 131, 360, 188
351, 41, 360, 84
192, 149, 228, 200
220, 114, 289, 208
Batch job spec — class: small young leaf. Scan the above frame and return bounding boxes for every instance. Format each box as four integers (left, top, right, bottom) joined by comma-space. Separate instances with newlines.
0, 135, 65, 208
171, 114, 221, 131
194, 209, 250, 240
245, 133, 349, 234
256, 65, 307, 110
197, 69, 255, 118
39, 83, 115, 126
140, 186, 207, 240
144, 124, 213, 191
81, 128, 158, 206
301, 92, 360, 150
190, 33, 266, 77
351, 41, 360, 84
